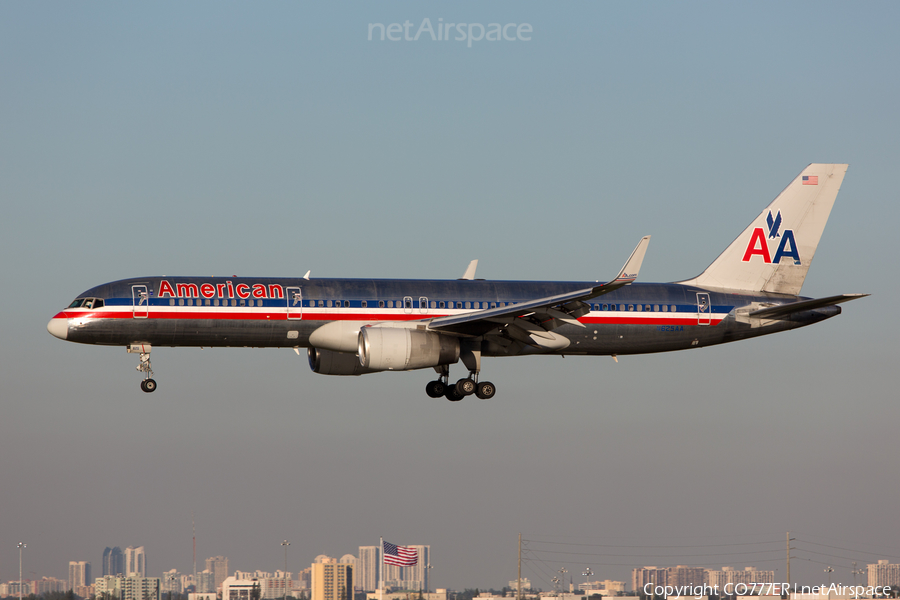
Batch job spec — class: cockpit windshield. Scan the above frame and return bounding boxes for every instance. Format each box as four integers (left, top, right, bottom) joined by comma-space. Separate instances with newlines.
67, 298, 104, 309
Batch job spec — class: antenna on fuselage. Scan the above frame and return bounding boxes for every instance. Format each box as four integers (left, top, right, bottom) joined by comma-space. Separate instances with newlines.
303, 270, 310, 280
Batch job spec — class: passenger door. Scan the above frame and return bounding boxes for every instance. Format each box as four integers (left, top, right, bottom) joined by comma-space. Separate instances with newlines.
132, 285, 149, 319
286, 286, 303, 320
697, 292, 711, 326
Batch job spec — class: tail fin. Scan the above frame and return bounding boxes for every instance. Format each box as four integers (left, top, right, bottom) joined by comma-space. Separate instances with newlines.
680, 163, 848, 295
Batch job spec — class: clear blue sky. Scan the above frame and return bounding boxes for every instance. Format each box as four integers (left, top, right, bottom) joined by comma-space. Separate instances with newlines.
1, 0, 898, 591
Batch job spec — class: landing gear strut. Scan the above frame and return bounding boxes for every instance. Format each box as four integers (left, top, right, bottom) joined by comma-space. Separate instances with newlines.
137, 353, 157, 393
128, 344, 157, 393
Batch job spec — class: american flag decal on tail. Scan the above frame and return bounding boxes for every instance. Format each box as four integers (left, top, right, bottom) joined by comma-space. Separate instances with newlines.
802, 175, 818, 185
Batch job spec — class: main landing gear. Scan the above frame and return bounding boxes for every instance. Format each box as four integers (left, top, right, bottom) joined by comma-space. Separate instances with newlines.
128, 344, 157, 393
425, 364, 496, 401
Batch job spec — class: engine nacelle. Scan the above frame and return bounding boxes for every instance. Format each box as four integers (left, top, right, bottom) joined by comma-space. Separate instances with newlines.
358, 326, 460, 371
308, 347, 382, 376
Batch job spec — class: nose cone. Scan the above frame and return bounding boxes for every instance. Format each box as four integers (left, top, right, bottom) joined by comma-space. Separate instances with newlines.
47, 318, 68, 340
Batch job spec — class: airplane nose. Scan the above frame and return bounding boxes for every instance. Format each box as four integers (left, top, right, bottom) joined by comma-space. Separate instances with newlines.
47, 318, 68, 340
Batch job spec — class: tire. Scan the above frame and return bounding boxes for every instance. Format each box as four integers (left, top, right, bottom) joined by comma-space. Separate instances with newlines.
445, 387, 464, 402
425, 380, 445, 398
455, 378, 476, 396
475, 381, 496, 399
142, 379, 157, 393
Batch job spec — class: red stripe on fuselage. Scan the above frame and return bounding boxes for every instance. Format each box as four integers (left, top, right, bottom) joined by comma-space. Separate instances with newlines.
51, 309, 724, 326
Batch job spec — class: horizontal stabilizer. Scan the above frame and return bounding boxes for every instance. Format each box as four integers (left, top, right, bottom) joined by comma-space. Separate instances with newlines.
749, 293, 869, 320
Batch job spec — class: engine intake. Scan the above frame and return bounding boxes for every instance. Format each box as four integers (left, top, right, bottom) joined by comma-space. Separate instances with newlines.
358, 326, 460, 371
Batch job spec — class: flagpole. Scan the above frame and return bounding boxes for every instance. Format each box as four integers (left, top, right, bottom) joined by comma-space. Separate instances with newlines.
379, 537, 384, 595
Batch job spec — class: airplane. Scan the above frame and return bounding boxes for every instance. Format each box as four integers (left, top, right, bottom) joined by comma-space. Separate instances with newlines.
47, 164, 867, 400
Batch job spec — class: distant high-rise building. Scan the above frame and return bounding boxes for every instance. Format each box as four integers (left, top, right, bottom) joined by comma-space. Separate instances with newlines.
706, 567, 774, 588
206, 557, 229, 592
632, 567, 668, 593
95, 575, 160, 600
163, 570, 183, 594
357, 547, 379, 592
34, 578, 67, 596
666, 566, 706, 589
197, 570, 215, 593
69, 561, 92, 591
104, 547, 125, 577
311, 558, 353, 600
125, 547, 147, 577
868, 560, 900, 588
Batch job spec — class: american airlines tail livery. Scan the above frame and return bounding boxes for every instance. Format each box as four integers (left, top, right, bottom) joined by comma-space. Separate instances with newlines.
48, 164, 867, 400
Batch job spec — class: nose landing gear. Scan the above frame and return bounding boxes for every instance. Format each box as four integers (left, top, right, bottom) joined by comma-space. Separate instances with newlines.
128, 344, 157, 393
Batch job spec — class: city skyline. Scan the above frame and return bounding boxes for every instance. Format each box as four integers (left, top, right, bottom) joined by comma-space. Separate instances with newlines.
4, 538, 900, 594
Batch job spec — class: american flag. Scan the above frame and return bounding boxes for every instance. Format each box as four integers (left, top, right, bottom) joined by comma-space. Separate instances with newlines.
802, 175, 818, 185
383, 541, 418, 566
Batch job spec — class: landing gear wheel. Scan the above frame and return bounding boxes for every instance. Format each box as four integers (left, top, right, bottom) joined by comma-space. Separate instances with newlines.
425, 380, 446, 398
475, 381, 496, 399
455, 378, 476, 396
141, 379, 157, 393
445, 387, 464, 402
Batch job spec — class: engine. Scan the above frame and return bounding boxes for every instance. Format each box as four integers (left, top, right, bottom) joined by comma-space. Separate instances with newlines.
308, 347, 382, 376
358, 326, 460, 371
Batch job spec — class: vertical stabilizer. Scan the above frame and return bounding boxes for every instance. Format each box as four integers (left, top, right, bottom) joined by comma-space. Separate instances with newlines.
680, 164, 848, 295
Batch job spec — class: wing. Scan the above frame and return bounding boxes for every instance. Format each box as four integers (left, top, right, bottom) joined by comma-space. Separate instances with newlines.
426, 236, 650, 341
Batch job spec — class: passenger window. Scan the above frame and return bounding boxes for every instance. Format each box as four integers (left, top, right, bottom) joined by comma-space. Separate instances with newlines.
448, 301, 454, 309
671, 305, 677, 312
318, 300, 325, 308
405, 299, 412, 309
465, 302, 471, 309
491, 302, 497, 308
645, 305, 651, 312
439, 301, 445, 309
205, 299, 211, 306
661, 305, 667, 312
618, 304, 625, 311
431, 301, 436, 309
654, 304, 659, 311
239, 299, 245, 307
344, 300, 350, 308
231, 299, 237, 307
362, 300, 368, 308
378, 300, 384, 308
636, 304, 642, 312
178, 299, 185, 306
